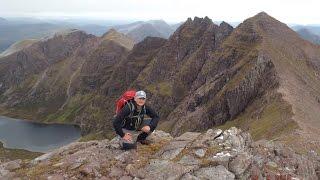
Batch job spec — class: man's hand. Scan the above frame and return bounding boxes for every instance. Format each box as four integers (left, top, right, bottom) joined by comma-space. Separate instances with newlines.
123, 133, 132, 142
141, 125, 151, 133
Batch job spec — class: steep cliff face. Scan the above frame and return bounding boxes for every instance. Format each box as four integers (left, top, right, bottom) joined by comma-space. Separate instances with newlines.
134, 17, 234, 119
1, 127, 318, 179
164, 16, 278, 136
0, 30, 96, 112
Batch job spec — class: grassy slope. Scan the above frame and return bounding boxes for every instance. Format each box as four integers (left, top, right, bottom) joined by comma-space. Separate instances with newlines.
217, 92, 297, 141
0, 142, 42, 162
0, 39, 38, 57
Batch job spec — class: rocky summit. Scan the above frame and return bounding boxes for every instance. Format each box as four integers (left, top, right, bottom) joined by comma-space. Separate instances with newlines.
0, 127, 319, 179
0, 12, 320, 177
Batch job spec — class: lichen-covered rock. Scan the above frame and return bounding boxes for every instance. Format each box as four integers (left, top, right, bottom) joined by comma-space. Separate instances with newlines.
0, 127, 319, 179
194, 165, 235, 180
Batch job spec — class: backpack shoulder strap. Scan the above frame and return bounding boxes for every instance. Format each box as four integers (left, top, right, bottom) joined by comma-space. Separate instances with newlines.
127, 100, 135, 118
143, 105, 146, 115
121, 100, 135, 127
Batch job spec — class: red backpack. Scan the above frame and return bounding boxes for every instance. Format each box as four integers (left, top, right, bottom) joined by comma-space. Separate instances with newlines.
115, 90, 136, 114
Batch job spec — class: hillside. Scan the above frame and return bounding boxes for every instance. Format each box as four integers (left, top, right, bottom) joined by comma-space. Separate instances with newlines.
0, 39, 38, 57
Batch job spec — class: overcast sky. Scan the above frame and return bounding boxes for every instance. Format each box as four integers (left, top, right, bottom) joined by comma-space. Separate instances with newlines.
0, 0, 319, 24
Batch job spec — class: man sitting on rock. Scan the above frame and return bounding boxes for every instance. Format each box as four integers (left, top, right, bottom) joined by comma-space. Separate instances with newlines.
113, 90, 160, 150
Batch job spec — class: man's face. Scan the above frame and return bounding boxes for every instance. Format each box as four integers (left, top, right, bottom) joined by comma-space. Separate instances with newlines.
134, 97, 146, 106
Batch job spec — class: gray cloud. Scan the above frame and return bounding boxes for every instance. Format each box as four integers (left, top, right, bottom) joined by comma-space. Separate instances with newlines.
0, 0, 319, 24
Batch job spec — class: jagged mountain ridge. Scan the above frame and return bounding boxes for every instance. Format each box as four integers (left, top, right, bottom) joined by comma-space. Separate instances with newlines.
0, 12, 319, 154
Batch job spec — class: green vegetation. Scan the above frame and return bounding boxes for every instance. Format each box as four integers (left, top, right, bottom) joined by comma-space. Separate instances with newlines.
217, 92, 297, 141
15, 156, 62, 178
14, 74, 39, 94
0, 39, 38, 57
146, 81, 172, 96
0, 142, 42, 162
46, 93, 95, 123
79, 131, 106, 142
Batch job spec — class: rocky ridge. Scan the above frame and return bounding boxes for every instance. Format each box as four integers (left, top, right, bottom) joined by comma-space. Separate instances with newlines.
0, 127, 319, 179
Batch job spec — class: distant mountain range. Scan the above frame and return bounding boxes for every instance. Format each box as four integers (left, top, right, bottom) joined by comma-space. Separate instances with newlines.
292, 25, 320, 36
296, 28, 320, 45
291, 25, 320, 45
0, 21, 72, 53
113, 20, 177, 42
0, 18, 181, 53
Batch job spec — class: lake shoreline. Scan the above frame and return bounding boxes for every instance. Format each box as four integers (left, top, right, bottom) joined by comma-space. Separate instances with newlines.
0, 141, 43, 162
0, 112, 80, 127
0, 115, 81, 153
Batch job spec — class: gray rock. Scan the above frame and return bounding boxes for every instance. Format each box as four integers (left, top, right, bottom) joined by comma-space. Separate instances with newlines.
156, 140, 190, 160
208, 151, 232, 168
178, 155, 201, 166
148, 130, 173, 142
175, 132, 201, 141
109, 167, 124, 178
69, 162, 82, 170
2, 159, 22, 171
208, 129, 223, 139
115, 151, 132, 162
159, 147, 184, 160
194, 149, 206, 158
142, 159, 196, 180
1, 128, 318, 180
119, 176, 133, 180
180, 173, 200, 180
32, 152, 54, 164
47, 175, 65, 180
194, 165, 235, 180
229, 152, 251, 176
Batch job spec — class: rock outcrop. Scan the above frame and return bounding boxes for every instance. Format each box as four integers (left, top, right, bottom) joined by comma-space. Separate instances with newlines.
1, 127, 319, 179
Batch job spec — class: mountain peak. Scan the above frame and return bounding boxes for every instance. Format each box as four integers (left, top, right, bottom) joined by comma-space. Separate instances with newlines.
219, 21, 233, 29
194, 16, 212, 24
250, 11, 280, 24
185, 16, 213, 24
255, 11, 270, 17
102, 28, 119, 37
102, 28, 135, 50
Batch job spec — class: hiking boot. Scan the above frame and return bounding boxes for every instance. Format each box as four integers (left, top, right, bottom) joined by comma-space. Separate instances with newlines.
137, 139, 152, 145
121, 142, 137, 150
